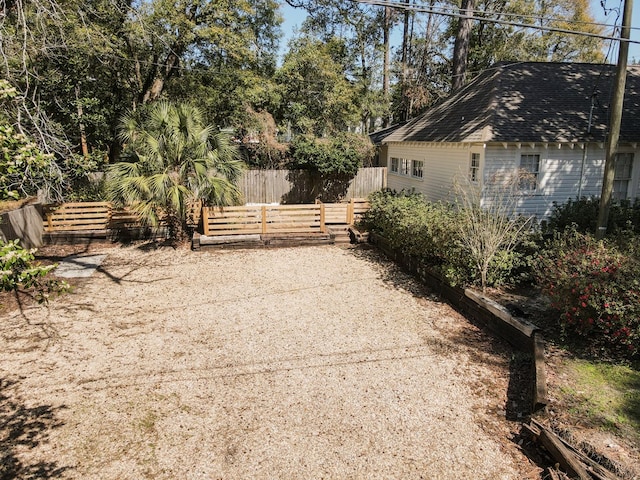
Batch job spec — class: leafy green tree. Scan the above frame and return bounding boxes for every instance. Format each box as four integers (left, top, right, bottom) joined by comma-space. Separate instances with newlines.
106, 101, 245, 240
0, 80, 58, 200
450, 0, 604, 79
276, 36, 359, 136
1, 0, 281, 172
288, 133, 373, 176
291, 0, 389, 131
130, 0, 282, 105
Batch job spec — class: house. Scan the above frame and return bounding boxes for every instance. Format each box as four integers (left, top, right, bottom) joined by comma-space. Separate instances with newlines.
382, 62, 640, 218
368, 121, 407, 167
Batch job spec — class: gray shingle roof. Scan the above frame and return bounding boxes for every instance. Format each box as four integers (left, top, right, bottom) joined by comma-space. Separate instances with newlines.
384, 62, 640, 144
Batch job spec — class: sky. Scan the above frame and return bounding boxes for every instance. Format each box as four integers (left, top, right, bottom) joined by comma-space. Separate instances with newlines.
279, 0, 640, 64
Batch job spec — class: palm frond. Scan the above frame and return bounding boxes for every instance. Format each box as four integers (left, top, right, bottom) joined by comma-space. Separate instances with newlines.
114, 101, 244, 239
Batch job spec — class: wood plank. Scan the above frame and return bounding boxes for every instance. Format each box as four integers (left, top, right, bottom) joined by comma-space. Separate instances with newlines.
46, 224, 109, 232
208, 224, 263, 233
47, 201, 110, 208
207, 217, 261, 224
206, 228, 262, 236
533, 332, 549, 411
49, 218, 109, 226
266, 227, 320, 234
534, 423, 591, 480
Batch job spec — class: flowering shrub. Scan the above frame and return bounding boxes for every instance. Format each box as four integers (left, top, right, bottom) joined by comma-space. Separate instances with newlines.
0, 240, 69, 303
1, 79, 56, 200
536, 231, 640, 357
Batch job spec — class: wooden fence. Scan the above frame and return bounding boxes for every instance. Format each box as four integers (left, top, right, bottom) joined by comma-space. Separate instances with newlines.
239, 167, 386, 204
202, 198, 369, 236
43, 198, 370, 236
43, 202, 112, 232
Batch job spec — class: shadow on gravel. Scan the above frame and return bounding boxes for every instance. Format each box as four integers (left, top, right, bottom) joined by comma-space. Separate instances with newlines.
348, 244, 536, 420
0, 378, 70, 480
348, 245, 443, 302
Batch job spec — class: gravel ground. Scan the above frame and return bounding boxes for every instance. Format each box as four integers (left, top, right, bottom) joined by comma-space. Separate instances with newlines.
0, 244, 536, 479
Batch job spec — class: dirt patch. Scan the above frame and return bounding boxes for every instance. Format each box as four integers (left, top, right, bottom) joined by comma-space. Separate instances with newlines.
485, 288, 640, 477
1, 244, 539, 479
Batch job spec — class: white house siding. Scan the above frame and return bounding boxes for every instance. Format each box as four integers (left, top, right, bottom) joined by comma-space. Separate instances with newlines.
483, 143, 640, 219
385, 141, 640, 220
385, 142, 481, 202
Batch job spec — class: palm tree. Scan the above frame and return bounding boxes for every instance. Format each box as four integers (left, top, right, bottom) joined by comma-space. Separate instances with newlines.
107, 101, 244, 240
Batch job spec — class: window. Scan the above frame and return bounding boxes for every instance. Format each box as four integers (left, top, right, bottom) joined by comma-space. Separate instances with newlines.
412, 160, 424, 179
390, 157, 421, 177
469, 153, 480, 182
519, 154, 540, 190
390, 157, 399, 173
613, 153, 633, 201
401, 158, 410, 176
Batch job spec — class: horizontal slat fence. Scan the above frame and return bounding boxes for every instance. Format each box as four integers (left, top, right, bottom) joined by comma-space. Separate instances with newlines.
44, 202, 111, 232
43, 198, 370, 236
318, 201, 349, 224
264, 204, 324, 234
202, 204, 325, 236
202, 205, 263, 236
350, 198, 370, 224
202, 198, 369, 236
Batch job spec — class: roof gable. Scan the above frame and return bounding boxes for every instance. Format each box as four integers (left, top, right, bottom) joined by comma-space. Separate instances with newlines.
385, 62, 640, 144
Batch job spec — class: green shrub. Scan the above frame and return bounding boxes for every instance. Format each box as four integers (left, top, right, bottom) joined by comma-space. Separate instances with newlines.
288, 133, 373, 176
545, 197, 640, 235
536, 231, 640, 357
0, 240, 69, 303
362, 190, 531, 288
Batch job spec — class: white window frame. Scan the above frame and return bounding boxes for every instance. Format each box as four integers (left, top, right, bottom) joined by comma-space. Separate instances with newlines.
469, 153, 480, 183
400, 158, 410, 176
519, 153, 541, 191
613, 152, 633, 201
411, 160, 424, 179
390, 157, 399, 174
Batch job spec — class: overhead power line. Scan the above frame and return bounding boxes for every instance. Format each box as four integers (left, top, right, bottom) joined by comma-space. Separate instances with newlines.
354, 0, 640, 46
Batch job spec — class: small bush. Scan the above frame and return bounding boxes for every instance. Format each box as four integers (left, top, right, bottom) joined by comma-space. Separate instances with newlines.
545, 197, 640, 235
362, 190, 531, 288
536, 230, 640, 358
0, 240, 69, 303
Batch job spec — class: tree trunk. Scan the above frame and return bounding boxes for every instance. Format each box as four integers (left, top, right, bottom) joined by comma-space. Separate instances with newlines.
139, 49, 181, 104
382, 6, 391, 127
452, 0, 475, 92
399, 0, 411, 121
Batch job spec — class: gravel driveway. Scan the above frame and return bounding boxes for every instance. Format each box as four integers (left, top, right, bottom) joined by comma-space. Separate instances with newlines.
1, 245, 532, 479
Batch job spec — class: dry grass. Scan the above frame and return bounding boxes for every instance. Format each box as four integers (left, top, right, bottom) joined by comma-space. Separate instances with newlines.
0, 244, 537, 479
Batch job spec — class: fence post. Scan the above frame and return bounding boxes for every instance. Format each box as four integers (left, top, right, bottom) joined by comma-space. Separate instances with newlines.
320, 203, 326, 233
202, 207, 209, 235
347, 199, 354, 225
261, 206, 267, 234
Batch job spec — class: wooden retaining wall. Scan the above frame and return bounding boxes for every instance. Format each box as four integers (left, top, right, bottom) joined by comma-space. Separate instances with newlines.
369, 231, 548, 412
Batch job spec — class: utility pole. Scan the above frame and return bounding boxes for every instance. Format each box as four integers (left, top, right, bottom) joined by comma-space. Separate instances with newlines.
596, 0, 633, 240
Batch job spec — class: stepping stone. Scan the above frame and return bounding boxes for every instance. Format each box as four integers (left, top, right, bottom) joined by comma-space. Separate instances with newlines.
54, 254, 107, 278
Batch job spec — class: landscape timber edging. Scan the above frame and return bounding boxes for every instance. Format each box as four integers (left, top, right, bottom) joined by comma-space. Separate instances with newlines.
192, 231, 335, 250
369, 231, 548, 412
